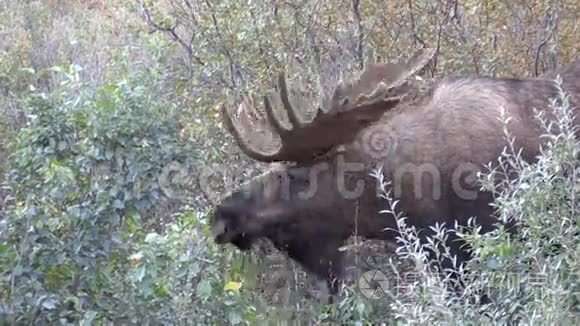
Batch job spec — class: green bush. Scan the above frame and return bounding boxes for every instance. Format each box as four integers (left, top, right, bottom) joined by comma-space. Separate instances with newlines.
0, 64, 195, 323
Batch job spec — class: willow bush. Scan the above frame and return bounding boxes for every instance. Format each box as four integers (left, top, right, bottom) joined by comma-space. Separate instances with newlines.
368, 81, 579, 325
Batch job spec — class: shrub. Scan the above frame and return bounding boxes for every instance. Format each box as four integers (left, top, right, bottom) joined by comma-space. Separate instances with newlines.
0, 65, 199, 323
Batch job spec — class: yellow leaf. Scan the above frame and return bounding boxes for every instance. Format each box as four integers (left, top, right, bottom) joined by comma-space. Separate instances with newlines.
223, 281, 242, 292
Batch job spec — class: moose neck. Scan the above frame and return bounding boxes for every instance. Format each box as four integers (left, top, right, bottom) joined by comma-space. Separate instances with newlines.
262, 211, 350, 281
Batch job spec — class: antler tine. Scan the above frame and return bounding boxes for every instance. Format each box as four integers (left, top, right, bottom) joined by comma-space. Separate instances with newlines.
263, 84, 292, 133
278, 72, 314, 128
263, 72, 320, 133
342, 48, 436, 110
241, 96, 263, 123
220, 96, 284, 162
221, 48, 435, 163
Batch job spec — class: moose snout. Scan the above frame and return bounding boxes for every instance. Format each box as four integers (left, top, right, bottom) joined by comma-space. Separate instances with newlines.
211, 219, 228, 243
214, 233, 227, 243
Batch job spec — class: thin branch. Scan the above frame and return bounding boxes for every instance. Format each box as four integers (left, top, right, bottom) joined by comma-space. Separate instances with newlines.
534, 28, 554, 77
407, 0, 426, 48
248, 5, 278, 70
352, 0, 364, 70
139, 1, 205, 68
203, 0, 241, 88
431, 0, 454, 74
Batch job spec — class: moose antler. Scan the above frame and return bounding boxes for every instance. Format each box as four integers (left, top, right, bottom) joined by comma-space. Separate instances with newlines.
221, 48, 435, 162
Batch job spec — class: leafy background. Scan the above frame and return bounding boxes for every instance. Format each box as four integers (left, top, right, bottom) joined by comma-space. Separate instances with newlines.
0, 0, 578, 324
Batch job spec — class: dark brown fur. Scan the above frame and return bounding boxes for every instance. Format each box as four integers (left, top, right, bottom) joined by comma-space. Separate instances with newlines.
212, 57, 580, 295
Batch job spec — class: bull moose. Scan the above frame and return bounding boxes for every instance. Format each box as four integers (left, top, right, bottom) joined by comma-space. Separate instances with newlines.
210, 49, 580, 296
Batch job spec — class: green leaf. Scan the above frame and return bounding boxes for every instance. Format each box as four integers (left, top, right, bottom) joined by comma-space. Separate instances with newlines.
112, 199, 125, 209
196, 279, 213, 300
81, 311, 98, 326
318, 313, 330, 320
40, 297, 58, 310
49, 66, 65, 73
144, 232, 160, 243
58, 141, 67, 151
105, 147, 114, 160
227, 311, 243, 325
132, 265, 146, 283
19, 67, 36, 75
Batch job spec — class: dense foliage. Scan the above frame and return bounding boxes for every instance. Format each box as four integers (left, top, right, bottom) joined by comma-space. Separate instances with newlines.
0, 0, 578, 324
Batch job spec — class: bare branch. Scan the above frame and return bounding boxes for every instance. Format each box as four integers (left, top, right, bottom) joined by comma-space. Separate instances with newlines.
138, 0, 205, 69
352, 0, 364, 70
534, 26, 555, 77
407, 0, 426, 48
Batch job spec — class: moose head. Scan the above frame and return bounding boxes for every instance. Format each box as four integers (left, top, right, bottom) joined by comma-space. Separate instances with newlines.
210, 50, 580, 295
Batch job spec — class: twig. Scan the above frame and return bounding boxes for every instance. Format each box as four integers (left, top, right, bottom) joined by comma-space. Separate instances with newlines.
535, 29, 554, 77
203, 0, 242, 89
352, 0, 364, 70
139, 1, 204, 70
407, 0, 426, 48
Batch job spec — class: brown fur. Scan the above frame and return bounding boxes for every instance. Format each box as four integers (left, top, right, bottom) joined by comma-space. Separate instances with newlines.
211, 57, 580, 295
